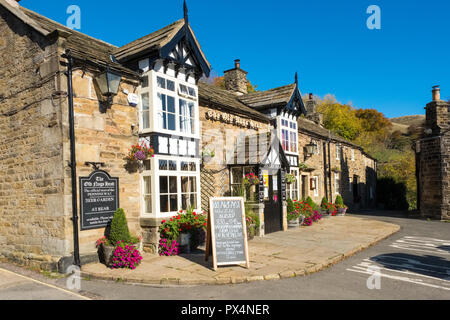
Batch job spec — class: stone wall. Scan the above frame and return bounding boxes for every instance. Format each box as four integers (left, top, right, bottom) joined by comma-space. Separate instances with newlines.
297, 131, 376, 210
419, 99, 450, 220
64, 66, 142, 257
199, 104, 271, 212
0, 6, 66, 269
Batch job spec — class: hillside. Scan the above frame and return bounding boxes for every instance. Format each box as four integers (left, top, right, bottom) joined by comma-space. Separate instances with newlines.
390, 115, 425, 127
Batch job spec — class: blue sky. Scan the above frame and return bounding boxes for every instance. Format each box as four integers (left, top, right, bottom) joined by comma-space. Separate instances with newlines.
21, 0, 450, 118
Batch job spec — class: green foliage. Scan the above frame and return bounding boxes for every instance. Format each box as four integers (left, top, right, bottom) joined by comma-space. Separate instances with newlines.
287, 198, 296, 214
320, 197, 329, 209
108, 208, 131, 245
312, 93, 417, 210
334, 195, 344, 205
305, 196, 318, 210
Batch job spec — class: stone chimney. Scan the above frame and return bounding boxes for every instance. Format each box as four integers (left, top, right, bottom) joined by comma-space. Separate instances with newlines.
432, 85, 441, 101
304, 93, 323, 125
425, 86, 449, 135
224, 59, 248, 95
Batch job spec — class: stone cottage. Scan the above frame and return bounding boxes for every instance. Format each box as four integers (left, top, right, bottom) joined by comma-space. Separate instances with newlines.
416, 86, 450, 221
0, 0, 377, 271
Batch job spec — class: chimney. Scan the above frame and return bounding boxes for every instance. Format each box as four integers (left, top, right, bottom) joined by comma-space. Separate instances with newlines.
305, 93, 316, 115
223, 59, 248, 95
432, 85, 441, 101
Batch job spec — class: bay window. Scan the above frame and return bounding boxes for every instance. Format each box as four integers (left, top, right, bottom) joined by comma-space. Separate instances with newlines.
280, 117, 297, 154
139, 72, 198, 137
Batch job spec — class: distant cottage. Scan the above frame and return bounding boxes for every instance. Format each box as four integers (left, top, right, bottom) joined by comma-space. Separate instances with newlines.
0, 0, 376, 270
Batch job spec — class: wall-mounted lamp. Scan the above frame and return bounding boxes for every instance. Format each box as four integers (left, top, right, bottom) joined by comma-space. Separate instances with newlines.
305, 140, 317, 157
95, 65, 121, 107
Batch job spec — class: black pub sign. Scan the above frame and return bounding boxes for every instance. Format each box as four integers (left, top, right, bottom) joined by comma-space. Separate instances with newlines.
79, 170, 119, 231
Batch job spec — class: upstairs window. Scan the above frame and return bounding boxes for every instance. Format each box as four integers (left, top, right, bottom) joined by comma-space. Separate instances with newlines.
179, 99, 195, 134
179, 84, 197, 100
157, 93, 176, 131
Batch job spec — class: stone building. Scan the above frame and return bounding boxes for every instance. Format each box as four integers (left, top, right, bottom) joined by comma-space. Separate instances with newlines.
416, 86, 450, 220
0, 0, 377, 270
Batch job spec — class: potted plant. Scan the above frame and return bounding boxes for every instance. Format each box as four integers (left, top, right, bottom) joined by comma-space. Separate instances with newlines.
320, 197, 330, 218
287, 198, 300, 228
245, 215, 256, 240
285, 173, 297, 185
327, 203, 337, 216
335, 195, 348, 216
97, 208, 143, 268
125, 142, 154, 172
331, 166, 341, 173
158, 208, 208, 255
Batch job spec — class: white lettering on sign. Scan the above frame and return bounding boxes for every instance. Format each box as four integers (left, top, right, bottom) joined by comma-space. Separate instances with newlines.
206, 110, 262, 130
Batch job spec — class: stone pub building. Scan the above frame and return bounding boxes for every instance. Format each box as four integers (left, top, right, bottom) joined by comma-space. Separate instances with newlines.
0, 0, 376, 270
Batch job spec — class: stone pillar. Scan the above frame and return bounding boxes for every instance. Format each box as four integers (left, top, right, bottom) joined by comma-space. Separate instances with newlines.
139, 217, 163, 254
282, 201, 288, 231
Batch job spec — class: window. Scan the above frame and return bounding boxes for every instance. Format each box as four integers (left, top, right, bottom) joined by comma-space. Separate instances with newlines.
336, 145, 341, 160
179, 99, 195, 134
179, 84, 196, 99
231, 167, 243, 196
351, 149, 355, 161
334, 172, 340, 194
141, 93, 150, 129
159, 176, 178, 213
181, 176, 197, 209
313, 176, 319, 197
280, 117, 297, 154
282, 129, 289, 152
157, 76, 175, 92
181, 161, 196, 171
288, 169, 299, 200
157, 93, 176, 131
290, 131, 297, 153
142, 176, 152, 214
142, 75, 149, 88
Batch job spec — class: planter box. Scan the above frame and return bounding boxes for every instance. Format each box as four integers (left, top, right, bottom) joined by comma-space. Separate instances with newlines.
177, 233, 192, 254
99, 244, 115, 267
288, 217, 300, 228
337, 208, 347, 216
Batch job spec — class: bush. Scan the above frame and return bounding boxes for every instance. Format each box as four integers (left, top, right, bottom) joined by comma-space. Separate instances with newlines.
108, 208, 131, 245
305, 196, 318, 210
334, 195, 347, 209
287, 198, 296, 214
320, 197, 329, 209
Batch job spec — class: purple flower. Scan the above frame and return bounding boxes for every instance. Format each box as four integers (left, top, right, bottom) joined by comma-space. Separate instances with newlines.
134, 150, 147, 161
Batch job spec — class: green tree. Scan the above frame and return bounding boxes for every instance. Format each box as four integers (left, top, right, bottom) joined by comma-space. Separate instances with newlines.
108, 208, 131, 245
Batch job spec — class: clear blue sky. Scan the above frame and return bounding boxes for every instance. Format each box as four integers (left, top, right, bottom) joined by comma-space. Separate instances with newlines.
21, 0, 449, 118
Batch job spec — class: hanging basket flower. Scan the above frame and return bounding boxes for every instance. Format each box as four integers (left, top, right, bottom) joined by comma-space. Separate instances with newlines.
126, 142, 154, 162
243, 172, 260, 186
285, 173, 297, 184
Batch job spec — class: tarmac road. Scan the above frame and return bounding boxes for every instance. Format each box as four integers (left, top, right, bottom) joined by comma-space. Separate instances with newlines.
1, 211, 449, 300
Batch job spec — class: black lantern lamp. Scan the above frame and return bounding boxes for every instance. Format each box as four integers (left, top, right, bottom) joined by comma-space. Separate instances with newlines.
95, 65, 121, 106
305, 140, 317, 157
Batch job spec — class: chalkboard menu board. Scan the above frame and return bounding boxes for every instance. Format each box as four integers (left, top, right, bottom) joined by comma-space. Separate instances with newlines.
206, 197, 250, 271
79, 170, 119, 231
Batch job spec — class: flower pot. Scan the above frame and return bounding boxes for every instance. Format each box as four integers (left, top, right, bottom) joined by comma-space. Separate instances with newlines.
320, 208, 330, 218
288, 217, 300, 228
99, 243, 115, 267
299, 215, 305, 226
177, 233, 192, 254
247, 224, 256, 240
337, 208, 347, 216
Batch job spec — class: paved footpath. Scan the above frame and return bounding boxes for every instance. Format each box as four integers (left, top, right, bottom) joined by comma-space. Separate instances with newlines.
81, 215, 400, 286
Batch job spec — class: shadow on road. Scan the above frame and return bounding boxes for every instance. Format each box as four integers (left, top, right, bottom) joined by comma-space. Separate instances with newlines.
348, 209, 424, 220
437, 245, 450, 253
370, 253, 450, 280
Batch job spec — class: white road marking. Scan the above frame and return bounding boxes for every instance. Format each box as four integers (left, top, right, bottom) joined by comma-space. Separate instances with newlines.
0, 268, 91, 300
347, 236, 450, 292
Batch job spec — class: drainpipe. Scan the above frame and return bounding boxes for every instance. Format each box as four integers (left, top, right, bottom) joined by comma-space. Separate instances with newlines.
64, 49, 81, 267
327, 132, 332, 202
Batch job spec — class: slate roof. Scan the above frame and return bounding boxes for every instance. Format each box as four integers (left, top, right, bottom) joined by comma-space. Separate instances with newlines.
238, 84, 296, 110
198, 81, 270, 122
114, 19, 185, 62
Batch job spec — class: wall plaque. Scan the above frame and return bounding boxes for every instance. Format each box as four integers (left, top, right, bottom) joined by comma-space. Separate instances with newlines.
79, 170, 119, 231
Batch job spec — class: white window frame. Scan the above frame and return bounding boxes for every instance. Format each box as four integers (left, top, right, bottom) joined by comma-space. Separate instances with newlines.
336, 145, 341, 161
278, 113, 298, 155
313, 176, 319, 197
334, 172, 340, 195
351, 149, 355, 161
138, 66, 199, 139
140, 155, 201, 218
